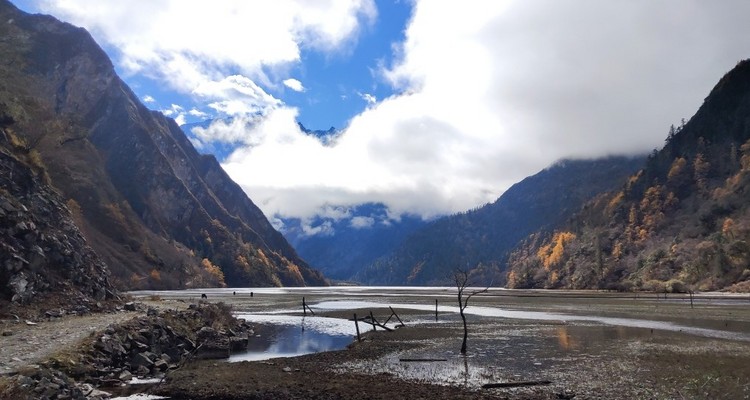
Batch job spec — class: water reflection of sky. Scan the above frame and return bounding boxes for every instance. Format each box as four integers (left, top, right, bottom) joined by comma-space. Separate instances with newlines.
229, 316, 354, 362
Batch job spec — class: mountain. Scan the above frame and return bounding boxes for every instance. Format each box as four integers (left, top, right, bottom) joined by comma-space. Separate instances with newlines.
506, 60, 750, 292
0, 1, 326, 289
356, 156, 645, 285
1, 111, 115, 313
280, 203, 428, 280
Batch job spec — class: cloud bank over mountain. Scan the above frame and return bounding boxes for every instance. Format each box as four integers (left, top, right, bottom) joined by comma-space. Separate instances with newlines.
34, 0, 750, 222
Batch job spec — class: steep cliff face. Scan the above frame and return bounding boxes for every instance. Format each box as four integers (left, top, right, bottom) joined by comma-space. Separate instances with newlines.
506, 60, 750, 292
0, 1, 325, 288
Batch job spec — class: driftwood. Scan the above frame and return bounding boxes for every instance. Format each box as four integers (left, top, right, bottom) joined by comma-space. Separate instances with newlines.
399, 358, 448, 362
482, 380, 552, 389
361, 313, 393, 332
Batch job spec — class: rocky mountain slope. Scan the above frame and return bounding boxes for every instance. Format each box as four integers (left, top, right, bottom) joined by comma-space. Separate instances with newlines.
506, 60, 750, 292
0, 0, 325, 289
356, 156, 645, 285
0, 112, 115, 313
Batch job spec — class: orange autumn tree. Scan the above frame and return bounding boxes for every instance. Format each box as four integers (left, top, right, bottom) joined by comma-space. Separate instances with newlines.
535, 231, 577, 285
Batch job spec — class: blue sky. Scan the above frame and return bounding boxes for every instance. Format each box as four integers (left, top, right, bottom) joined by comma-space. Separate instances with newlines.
12, 0, 410, 131
11, 0, 750, 229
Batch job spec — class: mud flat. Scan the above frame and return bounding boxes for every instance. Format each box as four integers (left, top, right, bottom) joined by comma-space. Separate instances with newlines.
131, 288, 750, 399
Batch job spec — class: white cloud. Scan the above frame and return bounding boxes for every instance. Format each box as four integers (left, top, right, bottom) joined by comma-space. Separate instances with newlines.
191, 116, 263, 147
142, 95, 156, 103
188, 108, 208, 118
160, 103, 183, 117
38, 0, 376, 117
350, 216, 375, 229
193, 75, 281, 117
37, 0, 750, 223
283, 78, 305, 92
358, 92, 377, 105
222, 1, 750, 222
301, 220, 334, 237
174, 114, 186, 126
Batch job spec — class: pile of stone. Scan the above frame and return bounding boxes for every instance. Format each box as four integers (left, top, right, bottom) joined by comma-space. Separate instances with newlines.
0, 148, 115, 308
4, 303, 251, 399
72, 304, 251, 386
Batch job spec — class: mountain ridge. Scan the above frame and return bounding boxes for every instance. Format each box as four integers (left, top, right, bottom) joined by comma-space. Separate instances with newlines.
355, 156, 646, 285
506, 60, 750, 292
0, 0, 326, 289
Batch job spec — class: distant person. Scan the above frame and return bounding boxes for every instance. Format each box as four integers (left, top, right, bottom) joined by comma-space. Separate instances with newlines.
233, 291, 236, 295
251, 292, 254, 297
201, 293, 207, 299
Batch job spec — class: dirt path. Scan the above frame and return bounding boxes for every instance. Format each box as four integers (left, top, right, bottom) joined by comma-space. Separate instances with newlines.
0, 311, 137, 375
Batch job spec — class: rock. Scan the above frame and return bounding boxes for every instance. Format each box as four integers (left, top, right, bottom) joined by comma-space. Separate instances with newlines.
131, 352, 155, 368
1, 331, 12, 336
146, 307, 158, 316
282, 366, 292, 373
230, 335, 248, 352
194, 326, 230, 360
124, 302, 137, 311
153, 359, 169, 371
118, 370, 132, 381
135, 365, 150, 376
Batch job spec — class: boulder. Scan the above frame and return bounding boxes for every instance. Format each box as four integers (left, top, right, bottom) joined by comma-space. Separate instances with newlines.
194, 327, 230, 359
130, 352, 155, 368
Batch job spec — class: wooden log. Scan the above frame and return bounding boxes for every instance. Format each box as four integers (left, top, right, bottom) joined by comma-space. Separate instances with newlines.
361, 313, 393, 332
482, 380, 552, 389
353, 313, 361, 342
399, 358, 448, 362
302, 297, 315, 316
389, 306, 405, 327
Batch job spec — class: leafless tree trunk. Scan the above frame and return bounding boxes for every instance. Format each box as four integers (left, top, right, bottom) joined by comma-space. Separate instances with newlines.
454, 270, 488, 354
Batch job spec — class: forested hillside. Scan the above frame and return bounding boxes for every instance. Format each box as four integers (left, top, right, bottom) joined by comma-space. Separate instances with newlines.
356, 156, 645, 285
507, 60, 750, 292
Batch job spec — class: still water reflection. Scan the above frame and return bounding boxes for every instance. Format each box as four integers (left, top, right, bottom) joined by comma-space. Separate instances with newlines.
229, 321, 353, 362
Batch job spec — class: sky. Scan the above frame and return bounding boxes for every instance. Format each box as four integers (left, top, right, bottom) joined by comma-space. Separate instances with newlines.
12, 0, 750, 230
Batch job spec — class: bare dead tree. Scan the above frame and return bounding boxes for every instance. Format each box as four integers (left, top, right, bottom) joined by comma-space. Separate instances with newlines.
454, 269, 488, 354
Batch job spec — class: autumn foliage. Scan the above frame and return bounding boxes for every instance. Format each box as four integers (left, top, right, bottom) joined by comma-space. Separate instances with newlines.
507, 60, 750, 293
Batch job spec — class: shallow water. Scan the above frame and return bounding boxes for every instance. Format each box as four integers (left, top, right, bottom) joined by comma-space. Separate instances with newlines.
312, 299, 750, 341
229, 316, 355, 361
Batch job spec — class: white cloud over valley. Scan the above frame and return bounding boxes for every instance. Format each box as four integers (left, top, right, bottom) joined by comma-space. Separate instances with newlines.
35, 0, 750, 223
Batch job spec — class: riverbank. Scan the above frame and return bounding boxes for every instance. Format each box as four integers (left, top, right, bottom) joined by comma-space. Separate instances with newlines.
2, 288, 749, 399
0, 302, 251, 399
143, 288, 750, 399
